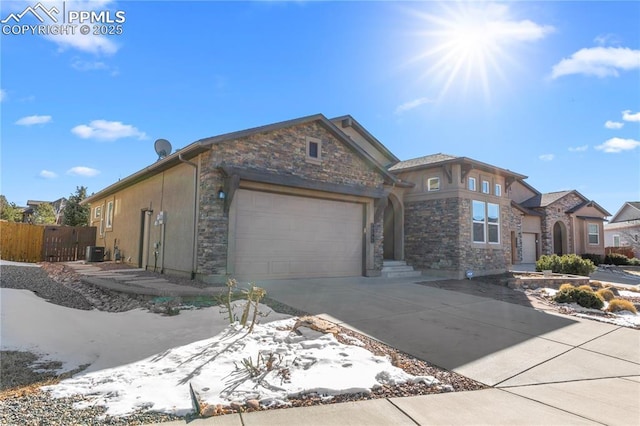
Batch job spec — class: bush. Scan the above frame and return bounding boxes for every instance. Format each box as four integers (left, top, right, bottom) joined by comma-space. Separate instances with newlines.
559, 283, 575, 292
581, 253, 603, 265
606, 299, 638, 314
604, 253, 630, 266
536, 254, 596, 276
578, 284, 594, 292
629, 258, 640, 266
596, 288, 615, 301
553, 285, 604, 310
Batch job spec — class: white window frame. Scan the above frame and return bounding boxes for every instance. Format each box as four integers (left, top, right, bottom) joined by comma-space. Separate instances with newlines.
472, 200, 486, 243
613, 234, 621, 247
495, 184, 502, 197
587, 223, 599, 245
482, 180, 490, 194
94, 205, 102, 219
106, 201, 114, 229
427, 177, 440, 191
472, 200, 500, 244
305, 136, 322, 164
468, 177, 476, 191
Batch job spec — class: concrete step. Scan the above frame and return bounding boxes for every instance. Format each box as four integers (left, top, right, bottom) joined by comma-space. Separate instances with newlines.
381, 265, 417, 272
381, 260, 422, 278
382, 260, 409, 267
381, 270, 423, 278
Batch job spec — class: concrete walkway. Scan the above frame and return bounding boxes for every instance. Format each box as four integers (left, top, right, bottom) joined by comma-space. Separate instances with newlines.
67, 265, 639, 425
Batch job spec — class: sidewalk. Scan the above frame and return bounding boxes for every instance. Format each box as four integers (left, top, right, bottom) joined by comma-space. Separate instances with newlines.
66, 263, 639, 425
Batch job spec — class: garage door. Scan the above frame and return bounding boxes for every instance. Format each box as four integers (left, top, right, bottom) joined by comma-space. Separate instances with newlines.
522, 233, 537, 263
233, 189, 364, 280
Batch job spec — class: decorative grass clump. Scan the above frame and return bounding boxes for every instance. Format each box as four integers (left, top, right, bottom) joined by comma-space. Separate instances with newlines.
606, 299, 638, 314
578, 284, 594, 292
596, 288, 615, 302
553, 285, 604, 310
558, 283, 575, 292
590, 281, 604, 289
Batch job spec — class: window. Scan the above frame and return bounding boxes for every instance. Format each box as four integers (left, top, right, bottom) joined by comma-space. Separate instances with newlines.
588, 224, 599, 244
613, 235, 621, 247
482, 180, 490, 194
487, 203, 500, 243
94, 206, 102, 219
106, 201, 114, 228
472, 201, 500, 244
468, 177, 476, 191
427, 177, 440, 191
495, 184, 502, 196
472, 201, 485, 242
305, 137, 322, 163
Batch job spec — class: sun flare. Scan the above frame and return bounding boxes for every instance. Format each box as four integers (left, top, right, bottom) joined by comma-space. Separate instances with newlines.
408, 3, 553, 101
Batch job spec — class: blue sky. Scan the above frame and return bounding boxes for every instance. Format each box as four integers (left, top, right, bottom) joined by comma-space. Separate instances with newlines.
1, 0, 639, 216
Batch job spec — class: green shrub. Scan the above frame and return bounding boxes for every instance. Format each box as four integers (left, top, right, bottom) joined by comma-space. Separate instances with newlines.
629, 257, 640, 266
596, 288, 615, 302
581, 253, 603, 265
553, 285, 604, 309
536, 254, 596, 276
604, 253, 630, 265
606, 299, 637, 314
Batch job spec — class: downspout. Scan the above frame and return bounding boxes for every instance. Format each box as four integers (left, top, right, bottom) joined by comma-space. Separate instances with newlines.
179, 153, 199, 280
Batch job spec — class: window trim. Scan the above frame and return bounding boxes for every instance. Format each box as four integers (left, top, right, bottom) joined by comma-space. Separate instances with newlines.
94, 206, 102, 219
613, 234, 621, 247
468, 177, 476, 191
587, 223, 599, 245
472, 200, 500, 244
305, 136, 322, 164
495, 184, 502, 197
426, 177, 440, 192
482, 180, 490, 194
106, 201, 114, 229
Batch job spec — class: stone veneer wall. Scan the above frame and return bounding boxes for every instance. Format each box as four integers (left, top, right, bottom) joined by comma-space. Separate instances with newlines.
404, 198, 461, 272
508, 206, 524, 264
457, 198, 512, 274
540, 193, 584, 255
196, 121, 385, 279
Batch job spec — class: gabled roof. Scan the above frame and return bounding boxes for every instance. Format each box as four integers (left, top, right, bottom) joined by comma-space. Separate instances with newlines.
609, 201, 640, 223
521, 190, 611, 216
388, 153, 527, 180
83, 114, 408, 205
330, 115, 400, 165
511, 201, 543, 216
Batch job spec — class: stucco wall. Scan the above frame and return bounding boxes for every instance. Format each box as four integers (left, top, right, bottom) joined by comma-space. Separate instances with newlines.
88, 163, 196, 275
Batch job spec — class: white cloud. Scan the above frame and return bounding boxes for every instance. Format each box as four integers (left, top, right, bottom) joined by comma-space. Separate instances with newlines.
66, 166, 100, 177
488, 19, 554, 42
568, 145, 588, 152
0, 89, 6, 102
595, 137, 640, 153
15, 115, 52, 126
539, 154, 555, 161
551, 47, 640, 79
605, 120, 624, 129
39, 170, 58, 179
594, 33, 620, 46
71, 120, 147, 141
622, 110, 640, 122
395, 97, 434, 115
46, 33, 119, 56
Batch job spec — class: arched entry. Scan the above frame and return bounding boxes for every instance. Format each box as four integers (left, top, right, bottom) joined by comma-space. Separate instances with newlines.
383, 194, 403, 260
553, 221, 567, 255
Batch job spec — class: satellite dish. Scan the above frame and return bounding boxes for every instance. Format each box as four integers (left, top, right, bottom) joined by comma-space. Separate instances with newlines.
154, 138, 172, 160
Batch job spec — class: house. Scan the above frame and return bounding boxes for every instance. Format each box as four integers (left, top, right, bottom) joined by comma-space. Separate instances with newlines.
81, 114, 610, 282
22, 198, 67, 224
604, 202, 640, 259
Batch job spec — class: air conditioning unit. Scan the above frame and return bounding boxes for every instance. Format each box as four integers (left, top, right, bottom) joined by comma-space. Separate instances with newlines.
86, 246, 105, 262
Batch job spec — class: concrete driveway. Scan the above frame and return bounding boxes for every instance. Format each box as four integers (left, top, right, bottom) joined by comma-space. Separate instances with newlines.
256, 275, 640, 425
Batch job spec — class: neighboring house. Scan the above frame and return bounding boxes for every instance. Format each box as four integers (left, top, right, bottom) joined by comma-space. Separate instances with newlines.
81, 114, 610, 282
22, 198, 67, 224
604, 202, 640, 259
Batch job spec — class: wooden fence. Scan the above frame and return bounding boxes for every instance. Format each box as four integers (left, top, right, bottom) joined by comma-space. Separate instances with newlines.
0, 221, 96, 263
605, 246, 635, 259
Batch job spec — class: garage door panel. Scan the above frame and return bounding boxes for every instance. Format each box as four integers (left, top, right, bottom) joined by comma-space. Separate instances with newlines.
233, 190, 364, 280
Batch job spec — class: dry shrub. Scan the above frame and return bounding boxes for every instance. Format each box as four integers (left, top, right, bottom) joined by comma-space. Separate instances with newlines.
559, 283, 575, 292
606, 299, 637, 314
596, 288, 615, 302
578, 284, 594, 292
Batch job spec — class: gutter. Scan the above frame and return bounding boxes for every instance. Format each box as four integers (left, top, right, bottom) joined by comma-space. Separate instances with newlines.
179, 153, 200, 280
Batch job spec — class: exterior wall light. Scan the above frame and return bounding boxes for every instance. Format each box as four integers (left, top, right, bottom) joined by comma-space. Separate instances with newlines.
217, 188, 226, 200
